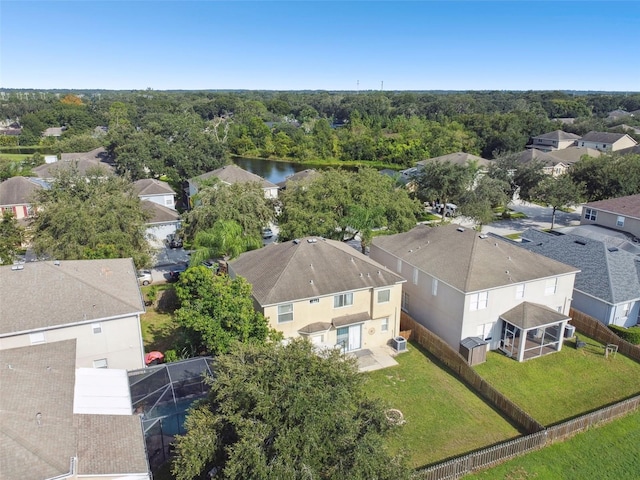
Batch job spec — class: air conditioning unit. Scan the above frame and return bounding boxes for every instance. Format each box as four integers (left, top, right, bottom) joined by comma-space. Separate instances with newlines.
391, 336, 407, 352
564, 324, 576, 338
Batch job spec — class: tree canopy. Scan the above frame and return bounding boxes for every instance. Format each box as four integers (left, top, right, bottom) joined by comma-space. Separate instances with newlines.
173, 267, 274, 355
278, 167, 420, 249
0, 211, 24, 265
530, 174, 585, 229
190, 219, 262, 265
172, 339, 409, 480
30, 168, 151, 267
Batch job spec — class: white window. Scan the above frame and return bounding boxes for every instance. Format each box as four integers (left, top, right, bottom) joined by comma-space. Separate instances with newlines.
584, 208, 597, 221
516, 283, 525, 299
165, 198, 173, 206
92, 323, 102, 334
617, 216, 625, 227
557, 306, 563, 313
470, 291, 488, 311
381, 317, 389, 332
30, 332, 45, 345
93, 358, 108, 369
309, 298, 319, 304
432, 279, 438, 296
334, 292, 353, 308
476, 322, 493, 341
621, 303, 630, 317
545, 278, 558, 296
396, 258, 402, 273
412, 268, 419, 285
278, 303, 293, 323
377, 289, 390, 303
402, 291, 409, 311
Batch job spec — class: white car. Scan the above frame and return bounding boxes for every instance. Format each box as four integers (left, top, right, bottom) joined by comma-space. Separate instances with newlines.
137, 270, 153, 286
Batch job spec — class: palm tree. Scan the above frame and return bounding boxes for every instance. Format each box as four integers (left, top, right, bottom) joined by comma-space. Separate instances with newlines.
190, 219, 262, 268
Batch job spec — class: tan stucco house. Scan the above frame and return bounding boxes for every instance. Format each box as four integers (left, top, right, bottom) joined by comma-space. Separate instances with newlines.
0, 339, 151, 480
0, 258, 146, 370
581, 193, 640, 240
370, 225, 579, 362
229, 237, 405, 353
188, 164, 279, 204
527, 130, 580, 152
577, 131, 638, 152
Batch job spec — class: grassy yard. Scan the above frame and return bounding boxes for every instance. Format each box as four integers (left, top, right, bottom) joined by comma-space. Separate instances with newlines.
140, 285, 181, 353
467, 408, 640, 479
366, 342, 521, 468
474, 336, 640, 426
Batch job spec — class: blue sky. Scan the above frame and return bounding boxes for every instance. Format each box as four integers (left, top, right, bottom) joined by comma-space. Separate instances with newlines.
1, 1, 639, 91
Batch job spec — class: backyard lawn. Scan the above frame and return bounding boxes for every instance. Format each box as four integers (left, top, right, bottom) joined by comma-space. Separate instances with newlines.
366, 342, 521, 469
140, 285, 181, 353
474, 335, 640, 426
468, 408, 640, 479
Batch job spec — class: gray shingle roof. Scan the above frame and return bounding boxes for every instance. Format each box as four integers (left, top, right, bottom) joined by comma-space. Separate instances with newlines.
141, 200, 180, 224
616, 145, 640, 155
580, 131, 635, 144
229, 237, 405, 306
372, 224, 577, 293
33, 148, 115, 179
546, 147, 601, 164
0, 340, 78, 480
276, 169, 319, 188
75, 414, 149, 475
133, 178, 176, 196
519, 229, 640, 304
192, 164, 277, 189
512, 149, 564, 167
0, 176, 43, 206
0, 259, 145, 336
584, 193, 640, 220
501, 302, 570, 329
533, 130, 580, 141
417, 152, 492, 168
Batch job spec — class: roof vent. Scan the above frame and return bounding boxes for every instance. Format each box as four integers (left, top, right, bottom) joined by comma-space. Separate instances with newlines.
607, 247, 619, 252
457, 227, 465, 232
293, 239, 300, 245
309, 280, 313, 285
359, 273, 363, 277
505, 270, 510, 274
574, 240, 587, 246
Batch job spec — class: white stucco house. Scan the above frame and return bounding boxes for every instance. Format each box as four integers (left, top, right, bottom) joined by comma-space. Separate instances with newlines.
141, 200, 181, 248
188, 164, 279, 204
0, 339, 151, 480
133, 178, 176, 210
527, 130, 580, 152
370, 225, 579, 362
0, 258, 146, 370
577, 131, 637, 152
229, 237, 405, 355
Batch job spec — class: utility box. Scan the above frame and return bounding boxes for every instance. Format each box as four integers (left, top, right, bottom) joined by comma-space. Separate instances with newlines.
391, 336, 407, 352
564, 324, 576, 338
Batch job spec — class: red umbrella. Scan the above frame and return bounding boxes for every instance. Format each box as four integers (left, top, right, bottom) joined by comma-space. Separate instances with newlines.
145, 351, 164, 365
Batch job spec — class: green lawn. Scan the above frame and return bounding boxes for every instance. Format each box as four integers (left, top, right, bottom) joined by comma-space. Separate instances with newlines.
467, 408, 640, 479
366, 342, 521, 468
140, 285, 181, 352
474, 336, 640, 426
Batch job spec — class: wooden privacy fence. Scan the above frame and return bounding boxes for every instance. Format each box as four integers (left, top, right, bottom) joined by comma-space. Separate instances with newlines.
414, 394, 640, 480
569, 308, 640, 363
402, 311, 640, 479
400, 312, 544, 434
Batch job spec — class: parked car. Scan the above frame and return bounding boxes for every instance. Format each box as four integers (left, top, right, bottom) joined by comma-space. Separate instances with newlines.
167, 233, 183, 249
202, 260, 220, 273
168, 264, 187, 282
262, 228, 274, 239
137, 270, 153, 286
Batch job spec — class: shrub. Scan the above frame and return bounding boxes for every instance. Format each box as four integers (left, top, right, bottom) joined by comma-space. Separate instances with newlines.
609, 325, 640, 345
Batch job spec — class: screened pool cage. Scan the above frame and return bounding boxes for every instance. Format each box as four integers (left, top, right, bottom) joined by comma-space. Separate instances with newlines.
129, 357, 214, 465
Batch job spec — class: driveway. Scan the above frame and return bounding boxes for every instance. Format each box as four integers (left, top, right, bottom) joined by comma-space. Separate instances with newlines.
454, 199, 583, 236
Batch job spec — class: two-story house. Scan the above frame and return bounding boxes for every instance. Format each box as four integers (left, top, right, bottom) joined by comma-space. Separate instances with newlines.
577, 131, 638, 152
229, 237, 405, 353
581, 193, 640, 240
0, 258, 146, 370
370, 225, 579, 362
0, 176, 45, 220
518, 229, 640, 328
188, 164, 279, 204
0, 339, 151, 480
32, 147, 115, 181
527, 130, 580, 152
512, 148, 570, 176
133, 178, 176, 209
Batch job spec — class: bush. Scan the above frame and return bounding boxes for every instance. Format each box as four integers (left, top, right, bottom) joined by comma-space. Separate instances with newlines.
609, 325, 640, 345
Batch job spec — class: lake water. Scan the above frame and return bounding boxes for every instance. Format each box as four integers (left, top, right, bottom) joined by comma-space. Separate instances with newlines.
231, 156, 310, 184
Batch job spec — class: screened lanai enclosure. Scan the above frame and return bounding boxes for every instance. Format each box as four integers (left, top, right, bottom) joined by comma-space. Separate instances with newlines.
128, 357, 214, 466
498, 302, 571, 362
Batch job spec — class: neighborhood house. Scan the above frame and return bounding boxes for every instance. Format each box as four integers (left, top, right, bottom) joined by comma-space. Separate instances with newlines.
370, 225, 579, 362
